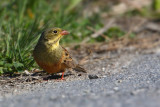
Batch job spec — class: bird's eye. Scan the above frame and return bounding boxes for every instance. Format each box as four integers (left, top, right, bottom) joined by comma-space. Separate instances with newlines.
53, 30, 57, 33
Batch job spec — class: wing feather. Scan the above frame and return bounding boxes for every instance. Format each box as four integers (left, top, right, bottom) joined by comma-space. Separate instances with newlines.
61, 47, 76, 68
61, 47, 86, 73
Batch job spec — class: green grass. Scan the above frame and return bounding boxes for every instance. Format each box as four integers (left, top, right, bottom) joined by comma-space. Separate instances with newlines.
124, 0, 160, 19
153, 0, 160, 11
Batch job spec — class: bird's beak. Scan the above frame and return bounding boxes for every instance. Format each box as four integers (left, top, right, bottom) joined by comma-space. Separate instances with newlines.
60, 30, 70, 36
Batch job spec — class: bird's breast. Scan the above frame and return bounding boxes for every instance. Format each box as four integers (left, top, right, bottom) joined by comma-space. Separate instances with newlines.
33, 43, 63, 64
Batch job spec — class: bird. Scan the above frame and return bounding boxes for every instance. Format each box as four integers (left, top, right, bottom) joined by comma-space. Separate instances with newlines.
33, 28, 86, 80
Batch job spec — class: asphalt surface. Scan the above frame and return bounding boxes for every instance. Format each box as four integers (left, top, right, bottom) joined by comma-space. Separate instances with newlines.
1, 54, 160, 107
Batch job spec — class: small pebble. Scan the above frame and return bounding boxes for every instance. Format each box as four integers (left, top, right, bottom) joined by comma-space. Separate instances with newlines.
102, 75, 107, 78
78, 74, 82, 76
88, 74, 98, 79
113, 87, 119, 91
61, 95, 65, 98
117, 80, 122, 83
121, 66, 126, 69
102, 67, 105, 71
23, 70, 31, 75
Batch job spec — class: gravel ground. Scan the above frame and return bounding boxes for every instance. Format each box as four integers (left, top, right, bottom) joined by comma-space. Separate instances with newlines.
1, 53, 160, 107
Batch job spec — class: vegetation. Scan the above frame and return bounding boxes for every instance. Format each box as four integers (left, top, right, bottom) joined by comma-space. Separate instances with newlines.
0, 0, 159, 74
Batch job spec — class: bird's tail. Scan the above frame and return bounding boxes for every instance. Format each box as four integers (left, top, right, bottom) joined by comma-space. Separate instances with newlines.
73, 65, 86, 73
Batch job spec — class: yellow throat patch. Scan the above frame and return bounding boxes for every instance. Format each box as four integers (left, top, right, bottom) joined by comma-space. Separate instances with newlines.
47, 35, 61, 50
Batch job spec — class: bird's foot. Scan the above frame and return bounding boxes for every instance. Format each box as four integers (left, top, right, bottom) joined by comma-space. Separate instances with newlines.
57, 72, 65, 80
60, 72, 65, 80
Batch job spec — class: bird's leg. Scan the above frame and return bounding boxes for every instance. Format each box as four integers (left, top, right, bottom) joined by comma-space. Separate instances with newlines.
61, 72, 65, 80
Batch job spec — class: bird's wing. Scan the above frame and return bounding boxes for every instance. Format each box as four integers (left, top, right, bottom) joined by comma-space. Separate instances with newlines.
61, 47, 77, 68
61, 47, 86, 73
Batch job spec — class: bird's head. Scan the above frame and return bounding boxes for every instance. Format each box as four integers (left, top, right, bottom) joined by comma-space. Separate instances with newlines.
42, 28, 69, 45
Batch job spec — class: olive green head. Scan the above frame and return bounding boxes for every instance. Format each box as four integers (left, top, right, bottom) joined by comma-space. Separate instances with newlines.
41, 28, 69, 42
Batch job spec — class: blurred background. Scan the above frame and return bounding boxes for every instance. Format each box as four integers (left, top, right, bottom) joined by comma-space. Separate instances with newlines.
0, 0, 160, 74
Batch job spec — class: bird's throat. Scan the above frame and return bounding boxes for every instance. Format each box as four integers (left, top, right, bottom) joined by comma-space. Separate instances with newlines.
46, 37, 61, 50
51, 41, 59, 50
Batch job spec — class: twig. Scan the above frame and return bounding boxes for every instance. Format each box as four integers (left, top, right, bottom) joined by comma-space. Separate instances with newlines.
91, 19, 115, 38
82, 19, 115, 43
87, 26, 111, 41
